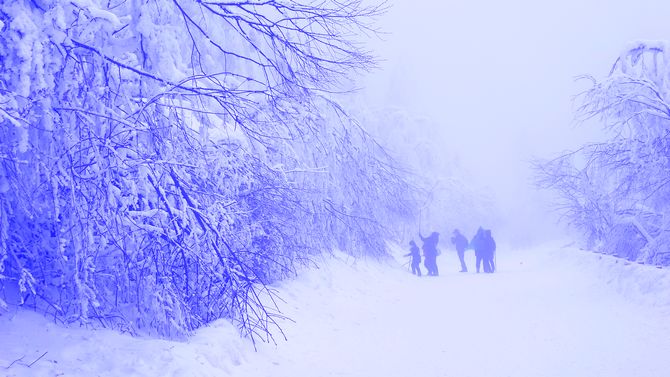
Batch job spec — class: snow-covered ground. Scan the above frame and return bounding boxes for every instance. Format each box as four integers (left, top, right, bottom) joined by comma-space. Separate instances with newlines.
2, 242, 670, 377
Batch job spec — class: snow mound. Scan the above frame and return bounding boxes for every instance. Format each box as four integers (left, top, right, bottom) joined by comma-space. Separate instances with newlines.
0, 310, 247, 377
555, 245, 670, 313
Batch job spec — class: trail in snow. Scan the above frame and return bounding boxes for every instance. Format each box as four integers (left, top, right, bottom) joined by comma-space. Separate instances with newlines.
2, 243, 670, 377
229, 243, 670, 377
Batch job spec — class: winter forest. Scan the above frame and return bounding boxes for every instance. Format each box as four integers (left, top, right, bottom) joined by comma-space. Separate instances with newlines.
2, 1, 670, 376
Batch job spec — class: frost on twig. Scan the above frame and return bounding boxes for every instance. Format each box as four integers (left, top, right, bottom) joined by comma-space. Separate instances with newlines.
0, 0, 414, 343
535, 41, 670, 265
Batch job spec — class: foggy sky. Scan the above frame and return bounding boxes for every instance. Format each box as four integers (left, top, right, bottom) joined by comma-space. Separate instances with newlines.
363, 0, 670, 243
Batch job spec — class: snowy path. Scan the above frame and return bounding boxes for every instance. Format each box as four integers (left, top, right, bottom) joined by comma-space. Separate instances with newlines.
230, 244, 670, 377
2, 243, 670, 377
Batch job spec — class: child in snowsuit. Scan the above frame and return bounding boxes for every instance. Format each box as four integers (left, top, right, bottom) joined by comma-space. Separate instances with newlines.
405, 240, 422, 276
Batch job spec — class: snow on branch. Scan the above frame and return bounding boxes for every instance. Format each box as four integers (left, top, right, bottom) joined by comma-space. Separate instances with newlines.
536, 41, 670, 265
0, 0, 414, 345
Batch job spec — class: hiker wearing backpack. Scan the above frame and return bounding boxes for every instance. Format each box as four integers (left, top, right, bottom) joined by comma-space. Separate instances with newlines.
420, 231, 440, 276
470, 227, 486, 273
483, 229, 496, 273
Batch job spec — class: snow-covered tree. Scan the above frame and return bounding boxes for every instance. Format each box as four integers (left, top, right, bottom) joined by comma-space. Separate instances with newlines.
354, 107, 499, 239
0, 0, 414, 343
535, 41, 670, 265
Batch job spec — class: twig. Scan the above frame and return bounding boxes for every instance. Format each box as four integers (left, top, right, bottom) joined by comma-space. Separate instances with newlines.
27, 351, 48, 368
2, 355, 25, 369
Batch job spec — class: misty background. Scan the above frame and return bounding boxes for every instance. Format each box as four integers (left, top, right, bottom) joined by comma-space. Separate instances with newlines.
359, 0, 670, 245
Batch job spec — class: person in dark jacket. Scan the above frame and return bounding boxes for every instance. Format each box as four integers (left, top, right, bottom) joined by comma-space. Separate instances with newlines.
404, 240, 422, 276
420, 231, 440, 276
451, 229, 469, 272
483, 229, 496, 273
470, 227, 486, 273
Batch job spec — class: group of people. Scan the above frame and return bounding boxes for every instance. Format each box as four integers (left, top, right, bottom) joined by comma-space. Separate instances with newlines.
405, 227, 497, 276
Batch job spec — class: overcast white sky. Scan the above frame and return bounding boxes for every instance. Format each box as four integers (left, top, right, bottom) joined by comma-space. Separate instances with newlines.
363, 0, 670, 241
